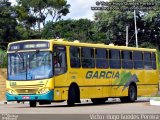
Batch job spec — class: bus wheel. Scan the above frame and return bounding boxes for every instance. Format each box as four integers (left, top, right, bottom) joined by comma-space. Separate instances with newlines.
29, 101, 37, 107
67, 86, 76, 106
120, 85, 137, 103
128, 84, 137, 102
91, 98, 107, 104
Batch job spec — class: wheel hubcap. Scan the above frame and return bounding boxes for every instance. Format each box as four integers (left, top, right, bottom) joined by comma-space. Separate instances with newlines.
130, 87, 135, 100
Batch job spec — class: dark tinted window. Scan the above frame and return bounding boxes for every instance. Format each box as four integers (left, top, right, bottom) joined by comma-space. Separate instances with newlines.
81, 47, 95, 68
109, 49, 121, 69
122, 51, 133, 69
54, 45, 67, 75
144, 52, 152, 69
70, 47, 81, 68
152, 53, 157, 69
95, 49, 109, 68
133, 51, 143, 69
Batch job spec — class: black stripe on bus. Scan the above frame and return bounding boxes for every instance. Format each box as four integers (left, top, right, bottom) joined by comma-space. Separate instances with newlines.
54, 84, 158, 88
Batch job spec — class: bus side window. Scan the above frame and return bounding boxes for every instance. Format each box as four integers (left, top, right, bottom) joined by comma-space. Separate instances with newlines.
122, 51, 133, 69
109, 49, 121, 69
144, 52, 152, 69
81, 47, 95, 68
95, 48, 109, 69
54, 45, 67, 75
152, 52, 157, 69
133, 51, 143, 69
70, 46, 81, 68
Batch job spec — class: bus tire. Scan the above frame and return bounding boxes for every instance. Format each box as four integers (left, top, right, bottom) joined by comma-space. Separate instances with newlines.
128, 84, 137, 102
29, 101, 37, 107
67, 86, 76, 106
91, 98, 107, 104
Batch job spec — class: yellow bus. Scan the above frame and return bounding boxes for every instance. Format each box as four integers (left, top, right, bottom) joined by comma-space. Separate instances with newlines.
6, 39, 159, 107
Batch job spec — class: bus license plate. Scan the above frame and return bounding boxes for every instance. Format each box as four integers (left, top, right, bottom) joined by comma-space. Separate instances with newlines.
22, 96, 30, 99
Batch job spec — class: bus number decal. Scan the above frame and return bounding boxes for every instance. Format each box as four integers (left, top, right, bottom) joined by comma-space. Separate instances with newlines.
10, 82, 16, 86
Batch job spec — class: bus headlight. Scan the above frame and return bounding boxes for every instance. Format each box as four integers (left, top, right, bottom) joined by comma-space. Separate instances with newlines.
38, 88, 50, 94
8, 89, 17, 94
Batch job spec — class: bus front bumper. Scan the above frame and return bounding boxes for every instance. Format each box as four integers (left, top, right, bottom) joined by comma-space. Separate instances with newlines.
6, 90, 54, 101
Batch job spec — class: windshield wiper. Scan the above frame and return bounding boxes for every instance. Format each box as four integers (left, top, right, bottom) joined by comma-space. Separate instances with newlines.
15, 50, 23, 62
14, 50, 27, 80
15, 50, 25, 69
28, 50, 40, 69
31, 50, 40, 57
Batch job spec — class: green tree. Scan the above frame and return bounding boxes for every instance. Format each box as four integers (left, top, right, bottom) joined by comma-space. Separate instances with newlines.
17, 0, 70, 32
93, 0, 160, 47
94, 10, 135, 45
42, 19, 94, 42
15, 5, 36, 31
0, 0, 18, 43
0, 49, 7, 68
47, 0, 70, 22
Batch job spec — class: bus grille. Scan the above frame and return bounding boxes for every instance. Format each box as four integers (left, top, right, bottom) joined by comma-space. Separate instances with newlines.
12, 84, 44, 94
15, 89, 38, 94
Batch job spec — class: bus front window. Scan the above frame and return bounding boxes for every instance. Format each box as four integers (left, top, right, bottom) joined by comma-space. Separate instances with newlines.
8, 51, 53, 80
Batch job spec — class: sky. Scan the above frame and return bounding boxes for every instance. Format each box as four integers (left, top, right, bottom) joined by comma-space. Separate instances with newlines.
9, 0, 98, 20
63, 0, 97, 20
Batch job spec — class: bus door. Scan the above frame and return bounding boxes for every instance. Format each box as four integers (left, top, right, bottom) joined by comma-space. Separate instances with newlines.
53, 45, 68, 100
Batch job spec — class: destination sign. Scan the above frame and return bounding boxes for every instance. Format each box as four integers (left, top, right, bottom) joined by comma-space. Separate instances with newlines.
9, 41, 50, 51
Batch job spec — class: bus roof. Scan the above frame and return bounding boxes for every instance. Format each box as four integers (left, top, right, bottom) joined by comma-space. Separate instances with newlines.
50, 39, 157, 52
8, 39, 157, 52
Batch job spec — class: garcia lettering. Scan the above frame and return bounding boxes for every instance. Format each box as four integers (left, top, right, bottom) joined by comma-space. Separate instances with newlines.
86, 71, 119, 79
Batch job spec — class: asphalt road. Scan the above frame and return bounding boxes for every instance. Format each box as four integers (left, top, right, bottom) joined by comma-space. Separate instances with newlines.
0, 99, 160, 114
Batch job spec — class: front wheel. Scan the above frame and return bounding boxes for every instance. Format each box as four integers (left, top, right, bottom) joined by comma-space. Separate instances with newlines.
67, 86, 76, 106
29, 101, 37, 107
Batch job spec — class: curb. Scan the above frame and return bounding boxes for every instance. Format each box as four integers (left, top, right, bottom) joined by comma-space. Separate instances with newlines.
0, 101, 8, 104
150, 99, 160, 106
0, 101, 21, 104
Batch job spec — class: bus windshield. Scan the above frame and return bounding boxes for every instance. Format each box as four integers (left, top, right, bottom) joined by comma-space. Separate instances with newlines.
8, 51, 53, 80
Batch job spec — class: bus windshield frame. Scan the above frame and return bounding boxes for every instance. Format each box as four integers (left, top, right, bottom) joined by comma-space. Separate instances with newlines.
8, 51, 53, 81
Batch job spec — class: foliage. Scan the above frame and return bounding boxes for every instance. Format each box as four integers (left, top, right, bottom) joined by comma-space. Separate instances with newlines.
15, 5, 36, 31
16, 0, 70, 32
0, 49, 7, 68
0, 0, 18, 42
42, 19, 94, 42
139, 42, 158, 49
0, 0, 70, 42
94, 0, 160, 47
94, 11, 135, 45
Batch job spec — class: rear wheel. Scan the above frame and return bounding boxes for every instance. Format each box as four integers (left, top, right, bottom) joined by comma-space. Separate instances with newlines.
128, 85, 137, 102
29, 101, 37, 107
120, 84, 137, 103
67, 86, 76, 106
91, 98, 107, 104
